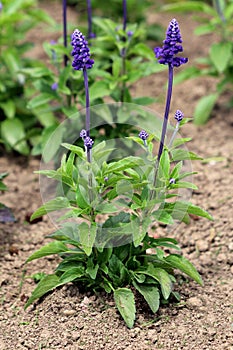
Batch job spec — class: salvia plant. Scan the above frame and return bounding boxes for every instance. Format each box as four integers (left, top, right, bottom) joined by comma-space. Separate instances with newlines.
162, 0, 233, 124
25, 19, 213, 328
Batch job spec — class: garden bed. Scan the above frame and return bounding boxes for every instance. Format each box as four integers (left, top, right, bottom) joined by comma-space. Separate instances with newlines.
0, 3, 233, 350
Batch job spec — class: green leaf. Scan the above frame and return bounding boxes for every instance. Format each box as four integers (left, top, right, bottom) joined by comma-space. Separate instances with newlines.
26, 241, 69, 263
130, 43, 154, 60
79, 223, 97, 256
24, 274, 60, 309
152, 210, 174, 225
159, 150, 170, 179
19, 67, 52, 78
104, 156, 144, 175
31, 197, 71, 221
59, 267, 85, 284
62, 143, 85, 159
165, 254, 203, 285
172, 181, 198, 190
86, 259, 99, 280
0, 182, 8, 191
132, 96, 157, 105
0, 100, 16, 119
145, 265, 172, 300
210, 42, 232, 74
1, 118, 29, 155
114, 288, 136, 328
112, 57, 122, 78
194, 94, 218, 125
42, 125, 64, 163
171, 149, 202, 161
89, 80, 110, 101
186, 202, 213, 220
162, 2, 215, 15
27, 93, 55, 109
133, 282, 160, 313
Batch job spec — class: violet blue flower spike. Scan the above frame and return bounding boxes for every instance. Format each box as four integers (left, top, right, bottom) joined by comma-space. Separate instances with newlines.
71, 29, 94, 71
139, 130, 149, 141
174, 109, 184, 122
84, 136, 94, 150
51, 82, 58, 91
168, 110, 184, 148
80, 129, 87, 139
154, 18, 188, 68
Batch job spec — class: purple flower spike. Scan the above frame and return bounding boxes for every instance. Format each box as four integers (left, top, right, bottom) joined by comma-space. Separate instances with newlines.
139, 130, 149, 141
84, 136, 94, 150
0, 2, 2, 11
71, 29, 94, 71
80, 129, 87, 139
174, 110, 184, 122
154, 19, 188, 68
89, 32, 96, 39
169, 178, 176, 185
51, 82, 58, 91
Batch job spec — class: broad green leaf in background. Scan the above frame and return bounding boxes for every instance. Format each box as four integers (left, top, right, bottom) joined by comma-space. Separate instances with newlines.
114, 288, 136, 328
129, 43, 155, 60
0, 100, 16, 119
27, 93, 55, 109
210, 42, 232, 74
194, 93, 218, 125
1, 118, 30, 155
89, 81, 110, 101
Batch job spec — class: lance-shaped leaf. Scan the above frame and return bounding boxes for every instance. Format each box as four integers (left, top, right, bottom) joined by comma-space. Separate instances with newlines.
114, 288, 136, 328
30, 197, 71, 221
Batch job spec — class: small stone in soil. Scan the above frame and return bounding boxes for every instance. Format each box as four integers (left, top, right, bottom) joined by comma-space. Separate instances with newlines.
63, 309, 76, 316
186, 297, 203, 308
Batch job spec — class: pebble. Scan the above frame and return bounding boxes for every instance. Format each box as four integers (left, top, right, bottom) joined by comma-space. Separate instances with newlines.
71, 332, 81, 341
199, 252, 213, 266
230, 265, 233, 275
228, 242, 233, 251
147, 329, 158, 343
63, 309, 76, 316
217, 253, 227, 262
186, 296, 203, 308
196, 240, 209, 252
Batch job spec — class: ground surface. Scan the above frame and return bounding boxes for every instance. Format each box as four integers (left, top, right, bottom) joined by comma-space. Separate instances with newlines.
0, 2, 233, 350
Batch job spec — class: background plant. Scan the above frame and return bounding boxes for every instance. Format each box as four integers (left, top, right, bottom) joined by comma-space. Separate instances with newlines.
162, 0, 233, 124
0, 0, 54, 155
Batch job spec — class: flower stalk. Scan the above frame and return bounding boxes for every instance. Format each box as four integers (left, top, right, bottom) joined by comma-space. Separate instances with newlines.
62, 0, 68, 67
87, 0, 95, 39
150, 18, 188, 199
120, 0, 128, 102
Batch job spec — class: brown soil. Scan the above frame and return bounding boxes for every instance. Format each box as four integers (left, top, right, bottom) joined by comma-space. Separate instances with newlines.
0, 3, 233, 350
